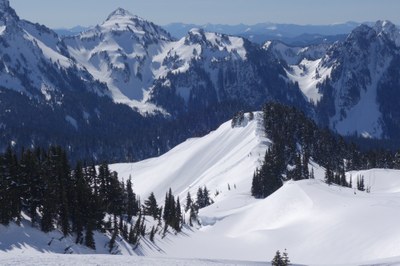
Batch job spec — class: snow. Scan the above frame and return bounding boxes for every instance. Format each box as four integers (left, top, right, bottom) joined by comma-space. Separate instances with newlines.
64, 8, 171, 115
330, 44, 391, 138
66, 13, 249, 112
0, 254, 266, 266
109, 113, 400, 265
2, 112, 400, 264
285, 58, 331, 103
110, 112, 268, 203
0, 25, 6, 35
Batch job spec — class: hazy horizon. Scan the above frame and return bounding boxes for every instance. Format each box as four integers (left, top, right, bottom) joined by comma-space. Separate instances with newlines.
9, 0, 400, 29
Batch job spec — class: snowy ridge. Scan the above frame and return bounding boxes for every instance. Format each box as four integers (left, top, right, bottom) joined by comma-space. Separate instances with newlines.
110, 114, 400, 264
1, 112, 400, 264
111, 112, 268, 202
0, 0, 104, 101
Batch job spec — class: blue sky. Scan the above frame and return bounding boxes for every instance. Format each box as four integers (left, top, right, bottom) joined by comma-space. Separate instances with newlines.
10, 0, 400, 28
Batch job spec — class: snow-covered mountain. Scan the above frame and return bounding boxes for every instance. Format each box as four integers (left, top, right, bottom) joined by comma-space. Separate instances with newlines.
65, 8, 173, 113
1, 0, 400, 161
275, 21, 400, 139
164, 21, 360, 45
149, 28, 311, 116
64, 9, 400, 141
0, 2, 170, 161
316, 20, 400, 138
65, 10, 309, 116
0, 0, 104, 99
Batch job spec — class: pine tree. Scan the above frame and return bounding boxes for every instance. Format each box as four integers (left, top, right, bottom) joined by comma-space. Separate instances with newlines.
150, 226, 155, 242
251, 170, 262, 198
357, 175, 365, 191
175, 198, 182, 232
203, 186, 210, 207
310, 168, 315, 179
109, 222, 118, 253
272, 249, 290, 266
272, 250, 283, 266
126, 176, 138, 221
325, 166, 334, 185
189, 205, 197, 227
293, 154, 302, 181
251, 147, 284, 198
144, 192, 159, 219
196, 187, 204, 208
282, 249, 290, 265
185, 191, 192, 212
85, 222, 96, 250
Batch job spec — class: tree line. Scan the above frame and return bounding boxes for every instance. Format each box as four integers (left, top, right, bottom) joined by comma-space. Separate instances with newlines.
0, 146, 212, 251
251, 103, 400, 198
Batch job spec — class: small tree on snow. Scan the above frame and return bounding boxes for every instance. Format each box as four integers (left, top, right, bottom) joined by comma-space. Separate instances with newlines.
272, 249, 290, 266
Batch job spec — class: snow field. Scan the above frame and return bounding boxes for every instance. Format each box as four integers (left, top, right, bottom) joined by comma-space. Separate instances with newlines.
1, 112, 400, 265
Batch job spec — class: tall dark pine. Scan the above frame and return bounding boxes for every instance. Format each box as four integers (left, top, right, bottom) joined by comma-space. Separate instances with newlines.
126, 176, 138, 220
251, 147, 284, 199
325, 166, 334, 185
185, 191, 193, 212
144, 192, 159, 219
20, 149, 42, 226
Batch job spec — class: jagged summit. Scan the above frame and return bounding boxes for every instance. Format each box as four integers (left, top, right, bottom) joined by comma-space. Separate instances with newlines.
0, 0, 19, 23
0, 0, 10, 9
98, 7, 172, 42
374, 20, 400, 47
105, 7, 138, 22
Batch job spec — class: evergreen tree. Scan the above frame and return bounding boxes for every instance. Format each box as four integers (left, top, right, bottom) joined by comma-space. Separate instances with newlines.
282, 249, 290, 266
175, 198, 182, 232
189, 205, 198, 226
325, 166, 334, 185
85, 222, 96, 250
272, 250, 283, 266
150, 226, 155, 242
126, 176, 138, 221
196, 187, 204, 208
310, 168, 315, 179
185, 191, 193, 213
357, 175, 365, 191
144, 192, 159, 219
251, 147, 284, 198
272, 249, 290, 266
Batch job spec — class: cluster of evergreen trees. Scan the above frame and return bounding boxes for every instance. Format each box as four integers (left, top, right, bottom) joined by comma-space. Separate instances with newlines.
271, 249, 290, 266
0, 144, 216, 251
0, 146, 142, 250
251, 103, 399, 199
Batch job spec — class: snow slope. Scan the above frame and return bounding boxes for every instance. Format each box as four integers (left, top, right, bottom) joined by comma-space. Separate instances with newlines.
110, 113, 400, 265
2, 112, 400, 265
285, 58, 331, 103
111, 112, 269, 203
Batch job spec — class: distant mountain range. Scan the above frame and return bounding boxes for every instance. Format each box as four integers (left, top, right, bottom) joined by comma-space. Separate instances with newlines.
1, 0, 400, 162
56, 21, 365, 46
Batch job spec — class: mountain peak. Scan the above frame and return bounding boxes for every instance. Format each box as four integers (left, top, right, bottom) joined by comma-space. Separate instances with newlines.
0, 0, 19, 25
374, 20, 400, 47
0, 0, 9, 10
106, 8, 136, 21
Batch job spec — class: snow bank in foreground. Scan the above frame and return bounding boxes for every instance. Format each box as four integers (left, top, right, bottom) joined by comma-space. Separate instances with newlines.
0, 254, 266, 266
